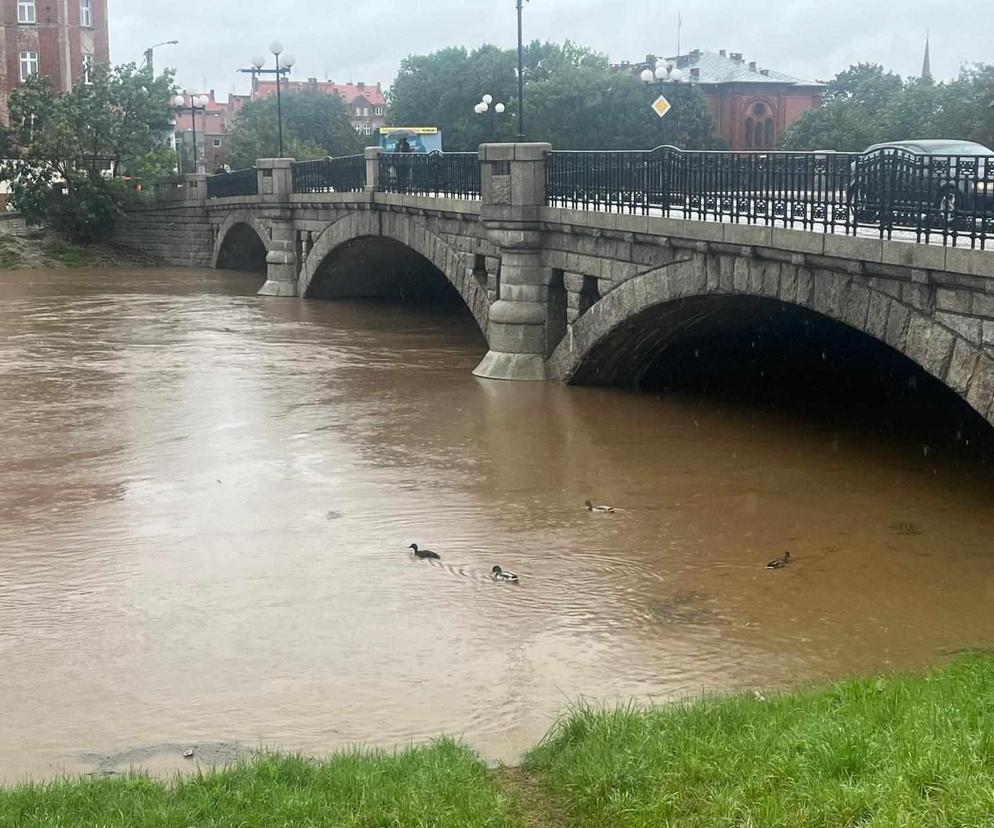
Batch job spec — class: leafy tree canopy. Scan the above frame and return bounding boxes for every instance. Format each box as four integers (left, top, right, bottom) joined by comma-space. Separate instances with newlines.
388, 41, 721, 151
781, 62, 994, 151
2, 63, 177, 242
226, 90, 363, 168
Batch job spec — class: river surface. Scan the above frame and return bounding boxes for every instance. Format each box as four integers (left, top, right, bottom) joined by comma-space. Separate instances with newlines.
1, 267, 994, 782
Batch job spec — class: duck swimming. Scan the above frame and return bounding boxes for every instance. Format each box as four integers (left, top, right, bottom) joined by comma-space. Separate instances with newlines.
585, 500, 615, 513
409, 543, 441, 560
492, 565, 519, 583
766, 551, 791, 570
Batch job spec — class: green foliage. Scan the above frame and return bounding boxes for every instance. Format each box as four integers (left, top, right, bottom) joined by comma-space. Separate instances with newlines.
526, 653, 994, 827
0, 739, 518, 828
782, 62, 994, 151
1, 64, 176, 242
388, 41, 721, 151
226, 90, 363, 168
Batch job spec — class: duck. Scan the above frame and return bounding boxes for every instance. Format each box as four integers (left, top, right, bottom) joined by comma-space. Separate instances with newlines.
585, 500, 615, 513
492, 565, 519, 583
409, 543, 441, 560
766, 551, 791, 570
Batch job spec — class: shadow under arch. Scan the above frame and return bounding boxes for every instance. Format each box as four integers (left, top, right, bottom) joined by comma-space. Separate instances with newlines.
212, 211, 271, 272
300, 213, 489, 334
550, 261, 994, 444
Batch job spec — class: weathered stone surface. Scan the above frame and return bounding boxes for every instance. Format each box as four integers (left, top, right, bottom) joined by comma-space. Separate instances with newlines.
946, 339, 982, 396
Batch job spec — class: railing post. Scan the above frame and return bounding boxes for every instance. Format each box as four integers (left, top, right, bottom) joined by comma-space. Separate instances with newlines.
473, 142, 553, 381
183, 173, 207, 205
255, 158, 298, 297
365, 146, 382, 192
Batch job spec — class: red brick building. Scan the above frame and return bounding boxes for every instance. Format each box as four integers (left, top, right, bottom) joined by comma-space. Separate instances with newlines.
0, 0, 109, 122
173, 91, 235, 173
615, 50, 823, 151
251, 78, 387, 138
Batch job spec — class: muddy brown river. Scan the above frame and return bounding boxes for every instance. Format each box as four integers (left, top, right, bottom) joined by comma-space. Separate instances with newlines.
1, 267, 993, 782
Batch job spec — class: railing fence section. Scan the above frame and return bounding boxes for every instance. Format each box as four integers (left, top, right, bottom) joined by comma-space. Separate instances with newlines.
546, 146, 993, 249
206, 167, 258, 199
292, 155, 366, 194
378, 151, 481, 199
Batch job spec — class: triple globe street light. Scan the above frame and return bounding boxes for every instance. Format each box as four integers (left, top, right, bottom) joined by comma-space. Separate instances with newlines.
474, 94, 507, 140
172, 92, 211, 174
238, 42, 296, 158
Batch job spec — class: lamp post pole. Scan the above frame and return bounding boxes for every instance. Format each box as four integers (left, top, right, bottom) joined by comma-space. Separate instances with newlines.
172, 93, 209, 174
516, 0, 526, 141
143, 40, 178, 74
238, 44, 295, 158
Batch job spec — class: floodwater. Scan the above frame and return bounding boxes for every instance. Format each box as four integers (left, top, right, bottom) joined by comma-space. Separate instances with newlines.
1, 267, 993, 782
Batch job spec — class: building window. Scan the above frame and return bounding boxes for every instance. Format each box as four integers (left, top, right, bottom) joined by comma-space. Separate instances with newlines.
19, 51, 39, 82
17, 0, 36, 24
82, 54, 94, 84
212, 138, 222, 147
80, 0, 92, 27
745, 118, 754, 149
374, 106, 383, 116
763, 118, 774, 149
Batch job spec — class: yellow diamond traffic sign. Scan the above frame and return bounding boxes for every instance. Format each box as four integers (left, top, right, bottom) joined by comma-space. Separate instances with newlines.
651, 94, 672, 119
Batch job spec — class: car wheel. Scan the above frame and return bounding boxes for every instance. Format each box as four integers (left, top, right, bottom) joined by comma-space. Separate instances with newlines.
937, 187, 960, 225
847, 182, 877, 224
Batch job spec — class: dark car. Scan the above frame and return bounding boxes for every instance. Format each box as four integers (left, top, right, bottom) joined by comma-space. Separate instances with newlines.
848, 139, 994, 226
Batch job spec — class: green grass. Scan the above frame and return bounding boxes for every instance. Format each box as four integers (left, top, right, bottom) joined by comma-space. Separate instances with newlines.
0, 236, 24, 268
524, 653, 994, 827
0, 739, 519, 828
6, 657, 994, 826
44, 241, 94, 268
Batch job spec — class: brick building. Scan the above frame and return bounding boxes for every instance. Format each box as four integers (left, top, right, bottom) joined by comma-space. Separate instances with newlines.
0, 0, 109, 121
173, 91, 235, 173
614, 50, 823, 151
251, 77, 387, 137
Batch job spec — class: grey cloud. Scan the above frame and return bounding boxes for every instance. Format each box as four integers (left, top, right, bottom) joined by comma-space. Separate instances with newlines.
111, 0, 993, 98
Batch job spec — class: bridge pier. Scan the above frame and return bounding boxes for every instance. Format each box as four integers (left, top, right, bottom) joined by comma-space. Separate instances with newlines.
473, 143, 554, 381
255, 159, 299, 298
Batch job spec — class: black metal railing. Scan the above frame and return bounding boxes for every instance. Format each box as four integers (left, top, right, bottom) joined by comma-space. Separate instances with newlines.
206, 167, 258, 199
546, 146, 994, 248
292, 155, 366, 194
378, 151, 481, 198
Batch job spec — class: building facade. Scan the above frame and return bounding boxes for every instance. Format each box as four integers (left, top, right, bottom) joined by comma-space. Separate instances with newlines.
251, 78, 387, 137
173, 91, 234, 173
0, 0, 109, 121
614, 50, 823, 151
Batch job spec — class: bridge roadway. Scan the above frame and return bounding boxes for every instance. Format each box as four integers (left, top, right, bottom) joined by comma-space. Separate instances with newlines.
113, 145, 994, 428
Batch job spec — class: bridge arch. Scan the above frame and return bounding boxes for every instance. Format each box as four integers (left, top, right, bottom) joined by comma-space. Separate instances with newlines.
300, 212, 489, 333
549, 255, 994, 428
212, 211, 271, 271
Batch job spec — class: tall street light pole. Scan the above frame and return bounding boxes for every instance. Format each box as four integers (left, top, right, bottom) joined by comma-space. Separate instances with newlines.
172, 93, 210, 174
143, 40, 179, 74
238, 44, 295, 158
516, 0, 527, 142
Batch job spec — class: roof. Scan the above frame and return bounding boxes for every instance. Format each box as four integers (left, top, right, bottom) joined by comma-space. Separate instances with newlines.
644, 50, 822, 87
254, 79, 387, 107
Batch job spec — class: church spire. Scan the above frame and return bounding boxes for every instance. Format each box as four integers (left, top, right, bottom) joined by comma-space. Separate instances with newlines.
921, 33, 933, 83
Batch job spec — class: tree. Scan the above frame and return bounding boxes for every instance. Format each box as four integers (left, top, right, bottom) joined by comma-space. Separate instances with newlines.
226, 90, 363, 168
780, 62, 994, 151
388, 41, 721, 151
2, 63, 176, 242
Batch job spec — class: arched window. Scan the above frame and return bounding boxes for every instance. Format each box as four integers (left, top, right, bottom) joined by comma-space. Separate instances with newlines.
764, 118, 774, 148
745, 118, 754, 149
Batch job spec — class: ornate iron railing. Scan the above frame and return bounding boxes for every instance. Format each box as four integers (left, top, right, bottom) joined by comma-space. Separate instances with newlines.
378, 151, 481, 198
292, 155, 366, 194
546, 146, 994, 248
206, 167, 258, 199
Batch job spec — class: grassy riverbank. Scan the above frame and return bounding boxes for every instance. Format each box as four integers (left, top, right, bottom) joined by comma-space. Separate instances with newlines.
0, 229, 159, 269
4, 655, 994, 827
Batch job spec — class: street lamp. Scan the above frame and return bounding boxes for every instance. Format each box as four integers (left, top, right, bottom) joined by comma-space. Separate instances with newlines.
144, 40, 178, 74
474, 94, 507, 140
237, 44, 295, 157
172, 92, 210, 174
640, 62, 685, 87
516, 0, 528, 142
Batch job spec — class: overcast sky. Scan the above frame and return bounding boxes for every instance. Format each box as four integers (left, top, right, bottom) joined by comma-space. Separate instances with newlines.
111, 0, 993, 100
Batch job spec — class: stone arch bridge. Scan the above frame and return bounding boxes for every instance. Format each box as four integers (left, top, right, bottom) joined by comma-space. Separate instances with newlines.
114, 147, 994, 428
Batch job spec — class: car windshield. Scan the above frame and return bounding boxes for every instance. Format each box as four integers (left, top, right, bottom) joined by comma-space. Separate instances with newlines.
923, 142, 993, 155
